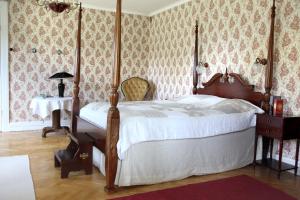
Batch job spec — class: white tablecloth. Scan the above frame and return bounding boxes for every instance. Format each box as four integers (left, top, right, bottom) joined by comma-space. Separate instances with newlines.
30, 96, 73, 119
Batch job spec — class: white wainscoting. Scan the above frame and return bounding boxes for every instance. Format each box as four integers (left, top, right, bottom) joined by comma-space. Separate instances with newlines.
6, 120, 70, 132
0, 1, 9, 132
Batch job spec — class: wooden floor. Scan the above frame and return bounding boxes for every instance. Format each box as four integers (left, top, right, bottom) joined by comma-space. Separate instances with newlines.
0, 131, 299, 200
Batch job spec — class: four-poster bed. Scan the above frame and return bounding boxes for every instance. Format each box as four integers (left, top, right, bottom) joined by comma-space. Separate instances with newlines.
55, 0, 276, 193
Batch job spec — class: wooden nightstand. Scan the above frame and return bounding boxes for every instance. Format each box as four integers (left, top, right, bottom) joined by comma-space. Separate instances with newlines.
253, 114, 300, 178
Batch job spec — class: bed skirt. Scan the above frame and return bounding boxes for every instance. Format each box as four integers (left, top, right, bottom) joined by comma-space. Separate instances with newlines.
93, 128, 261, 186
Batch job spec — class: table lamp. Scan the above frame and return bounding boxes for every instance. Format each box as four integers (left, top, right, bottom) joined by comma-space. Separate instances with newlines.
49, 72, 74, 97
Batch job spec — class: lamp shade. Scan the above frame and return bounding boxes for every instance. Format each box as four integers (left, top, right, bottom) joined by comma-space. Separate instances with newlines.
49, 72, 73, 79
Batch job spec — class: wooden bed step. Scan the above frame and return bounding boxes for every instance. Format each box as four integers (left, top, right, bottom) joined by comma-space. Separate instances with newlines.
54, 132, 93, 178
76, 116, 106, 152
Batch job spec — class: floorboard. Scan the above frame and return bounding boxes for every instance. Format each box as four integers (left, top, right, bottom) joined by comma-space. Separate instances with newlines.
0, 131, 299, 200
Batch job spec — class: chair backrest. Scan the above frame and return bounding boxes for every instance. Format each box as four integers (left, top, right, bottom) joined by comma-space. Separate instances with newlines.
121, 77, 150, 101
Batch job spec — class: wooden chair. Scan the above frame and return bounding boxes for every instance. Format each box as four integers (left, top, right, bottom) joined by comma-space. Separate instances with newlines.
121, 77, 150, 101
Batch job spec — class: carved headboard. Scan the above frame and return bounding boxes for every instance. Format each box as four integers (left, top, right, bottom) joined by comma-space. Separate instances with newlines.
193, 0, 276, 112
196, 72, 265, 108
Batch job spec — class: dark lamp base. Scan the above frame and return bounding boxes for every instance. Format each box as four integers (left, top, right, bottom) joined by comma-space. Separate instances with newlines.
58, 79, 65, 97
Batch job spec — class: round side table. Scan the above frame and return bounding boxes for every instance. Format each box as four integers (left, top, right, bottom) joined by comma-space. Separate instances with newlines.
30, 96, 72, 137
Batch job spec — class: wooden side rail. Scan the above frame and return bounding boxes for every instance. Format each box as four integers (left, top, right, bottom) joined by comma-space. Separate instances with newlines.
76, 116, 106, 152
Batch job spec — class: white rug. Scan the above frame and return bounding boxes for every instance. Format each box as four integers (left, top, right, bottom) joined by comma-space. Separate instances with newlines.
0, 155, 36, 200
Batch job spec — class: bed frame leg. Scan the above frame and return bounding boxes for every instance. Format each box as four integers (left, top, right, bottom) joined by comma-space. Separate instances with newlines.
105, 107, 120, 193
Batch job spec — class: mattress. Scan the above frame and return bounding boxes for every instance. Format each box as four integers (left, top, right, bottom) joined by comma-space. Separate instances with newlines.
93, 127, 261, 186
80, 95, 264, 159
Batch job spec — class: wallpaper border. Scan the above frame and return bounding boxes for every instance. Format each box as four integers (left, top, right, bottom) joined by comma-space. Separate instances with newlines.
81, 0, 192, 17
149, 0, 192, 16
82, 3, 144, 16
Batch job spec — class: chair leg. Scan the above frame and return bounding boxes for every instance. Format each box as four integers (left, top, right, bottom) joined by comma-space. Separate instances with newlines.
295, 139, 299, 176
278, 140, 283, 179
253, 134, 258, 167
262, 137, 270, 163
270, 139, 274, 160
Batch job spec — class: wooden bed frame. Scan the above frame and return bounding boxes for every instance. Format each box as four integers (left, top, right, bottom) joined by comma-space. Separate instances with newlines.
56, 0, 276, 193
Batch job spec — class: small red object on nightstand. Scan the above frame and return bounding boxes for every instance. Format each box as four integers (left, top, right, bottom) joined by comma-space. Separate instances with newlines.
273, 99, 283, 116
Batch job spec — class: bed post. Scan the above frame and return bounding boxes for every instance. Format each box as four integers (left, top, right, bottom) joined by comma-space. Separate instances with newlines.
263, 0, 275, 112
71, 3, 82, 134
261, 0, 276, 162
105, 0, 122, 192
193, 21, 199, 95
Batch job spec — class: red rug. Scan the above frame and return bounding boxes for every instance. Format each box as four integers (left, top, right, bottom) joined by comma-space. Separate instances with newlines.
111, 175, 296, 200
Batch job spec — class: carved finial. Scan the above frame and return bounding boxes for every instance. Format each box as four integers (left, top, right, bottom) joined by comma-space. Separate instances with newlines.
271, 0, 276, 17
220, 68, 229, 83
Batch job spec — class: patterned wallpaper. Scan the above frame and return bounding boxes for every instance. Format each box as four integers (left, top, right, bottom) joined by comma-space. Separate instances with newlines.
148, 0, 300, 160
8, 0, 300, 160
148, 2, 195, 100
8, 0, 150, 122
149, 0, 300, 106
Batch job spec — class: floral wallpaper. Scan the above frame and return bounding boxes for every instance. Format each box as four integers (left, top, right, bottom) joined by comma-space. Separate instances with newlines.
148, 0, 300, 160
8, 0, 150, 122
8, 0, 300, 161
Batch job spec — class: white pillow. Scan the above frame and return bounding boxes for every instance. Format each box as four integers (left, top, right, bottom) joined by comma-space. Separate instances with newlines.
175, 95, 225, 105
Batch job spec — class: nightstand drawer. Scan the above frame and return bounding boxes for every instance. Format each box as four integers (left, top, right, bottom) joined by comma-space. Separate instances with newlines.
256, 115, 283, 138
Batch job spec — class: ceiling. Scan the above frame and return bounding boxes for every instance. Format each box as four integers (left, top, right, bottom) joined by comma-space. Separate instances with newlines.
81, 0, 191, 16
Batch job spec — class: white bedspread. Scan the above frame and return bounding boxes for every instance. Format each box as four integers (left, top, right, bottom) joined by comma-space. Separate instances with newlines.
80, 95, 264, 159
